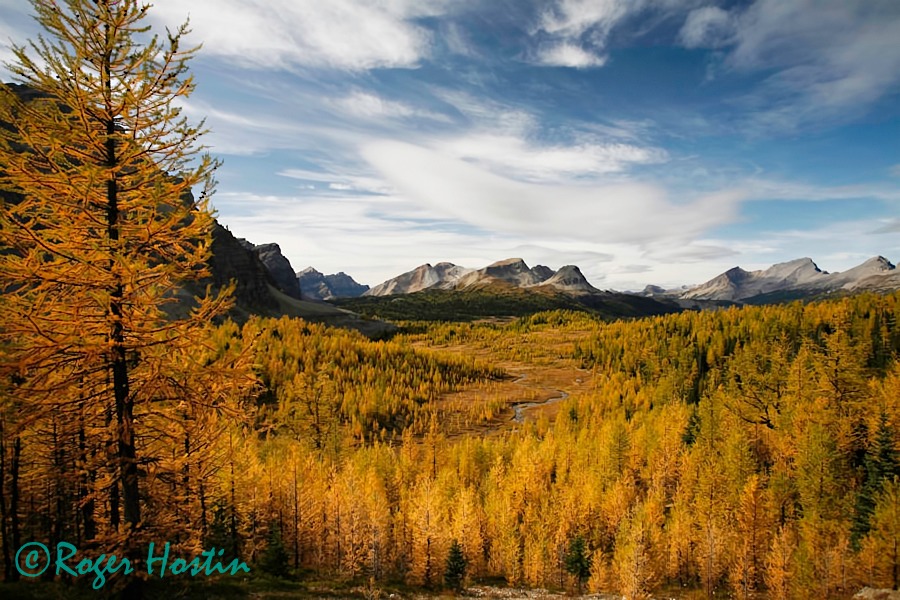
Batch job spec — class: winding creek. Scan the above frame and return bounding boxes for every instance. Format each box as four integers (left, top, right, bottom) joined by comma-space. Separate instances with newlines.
508, 372, 571, 423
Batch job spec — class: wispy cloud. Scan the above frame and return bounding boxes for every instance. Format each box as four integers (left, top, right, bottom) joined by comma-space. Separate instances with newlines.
531, 0, 706, 68
332, 91, 451, 122
426, 90, 668, 181
742, 178, 900, 203
278, 168, 395, 196
534, 42, 606, 68
872, 219, 900, 235
538, 0, 630, 40
151, 0, 455, 71
529, 0, 629, 68
360, 139, 742, 244
693, 0, 900, 130
438, 133, 667, 182
678, 6, 735, 49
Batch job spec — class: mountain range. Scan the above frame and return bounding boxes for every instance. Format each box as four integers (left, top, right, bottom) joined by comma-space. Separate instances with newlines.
354, 255, 900, 304
641, 256, 898, 304
318, 254, 900, 321
362, 258, 600, 297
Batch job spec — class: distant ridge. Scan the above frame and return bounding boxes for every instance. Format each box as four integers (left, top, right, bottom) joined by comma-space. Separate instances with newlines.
297, 267, 369, 300
642, 256, 897, 303
365, 258, 603, 297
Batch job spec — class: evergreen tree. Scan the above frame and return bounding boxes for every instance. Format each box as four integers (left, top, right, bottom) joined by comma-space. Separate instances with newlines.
853, 413, 899, 547
205, 498, 241, 563
444, 538, 467, 592
259, 522, 291, 578
564, 534, 591, 591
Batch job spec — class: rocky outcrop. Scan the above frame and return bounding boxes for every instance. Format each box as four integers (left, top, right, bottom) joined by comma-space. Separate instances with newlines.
298, 267, 369, 300
236, 241, 302, 299
208, 225, 282, 313
324, 272, 369, 298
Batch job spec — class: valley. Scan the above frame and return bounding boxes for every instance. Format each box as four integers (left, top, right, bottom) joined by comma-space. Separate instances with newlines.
1, 3, 898, 599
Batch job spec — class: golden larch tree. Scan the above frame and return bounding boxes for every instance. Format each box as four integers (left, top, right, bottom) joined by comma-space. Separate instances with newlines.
0, 0, 245, 552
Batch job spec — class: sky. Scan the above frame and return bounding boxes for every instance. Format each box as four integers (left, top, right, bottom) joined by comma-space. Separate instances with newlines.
1, 0, 900, 291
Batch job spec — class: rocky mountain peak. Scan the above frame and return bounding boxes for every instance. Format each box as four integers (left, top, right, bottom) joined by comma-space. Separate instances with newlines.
242, 241, 302, 299
679, 255, 897, 303
862, 256, 895, 270
541, 265, 599, 294
364, 262, 471, 296
723, 266, 751, 281
298, 267, 368, 300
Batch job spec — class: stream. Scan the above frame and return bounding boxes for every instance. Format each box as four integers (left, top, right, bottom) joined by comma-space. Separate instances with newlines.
508, 372, 571, 423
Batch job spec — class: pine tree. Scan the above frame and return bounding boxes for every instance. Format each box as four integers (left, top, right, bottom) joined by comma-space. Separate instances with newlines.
564, 534, 591, 592
260, 522, 291, 578
853, 413, 899, 547
444, 538, 467, 592
0, 0, 247, 561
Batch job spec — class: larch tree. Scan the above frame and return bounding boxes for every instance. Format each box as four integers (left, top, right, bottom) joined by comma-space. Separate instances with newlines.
0, 0, 245, 553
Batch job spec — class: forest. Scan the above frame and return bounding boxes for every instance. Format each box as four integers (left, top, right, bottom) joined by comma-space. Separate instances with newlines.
3, 290, 900, 599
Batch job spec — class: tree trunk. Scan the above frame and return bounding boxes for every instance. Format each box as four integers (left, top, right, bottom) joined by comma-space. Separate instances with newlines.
9, 436, 21, 582
79, 410, 96, 542
0, 419, 12, 582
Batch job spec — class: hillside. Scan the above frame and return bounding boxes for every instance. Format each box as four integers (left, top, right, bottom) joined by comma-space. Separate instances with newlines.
334, 281, 680, 321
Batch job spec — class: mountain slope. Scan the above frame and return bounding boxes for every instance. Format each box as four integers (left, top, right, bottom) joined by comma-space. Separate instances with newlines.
455, 258, 554, 289
538, 265, 600, 295
364, 262, 472, 296
334, 285, 680, 322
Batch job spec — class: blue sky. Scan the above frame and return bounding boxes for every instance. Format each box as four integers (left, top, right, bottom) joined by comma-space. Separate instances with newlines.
2, 0, 900, 291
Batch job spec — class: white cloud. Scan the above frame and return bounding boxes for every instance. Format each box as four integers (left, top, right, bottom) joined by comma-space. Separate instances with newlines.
539, 0, 630, 39
679, 6, 735, 49
425, 91, 667, 181
873, 220, 900, 235
432, 90, 538, 133
535, 43, 607, 68
742, 178, 900, 203
332, 91, 449, 122
693, 0, 900, 129
0, 27, 18, 75
279, 169, 395, 196
175, 99, 326, 156
439, 133, 667, 182
531, 0, 628, 68
212, 187, 742, 292
360, 139, 742, 245
531, 0, 900, 129
150, 0, 443, 71
532, 0, 707, 68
